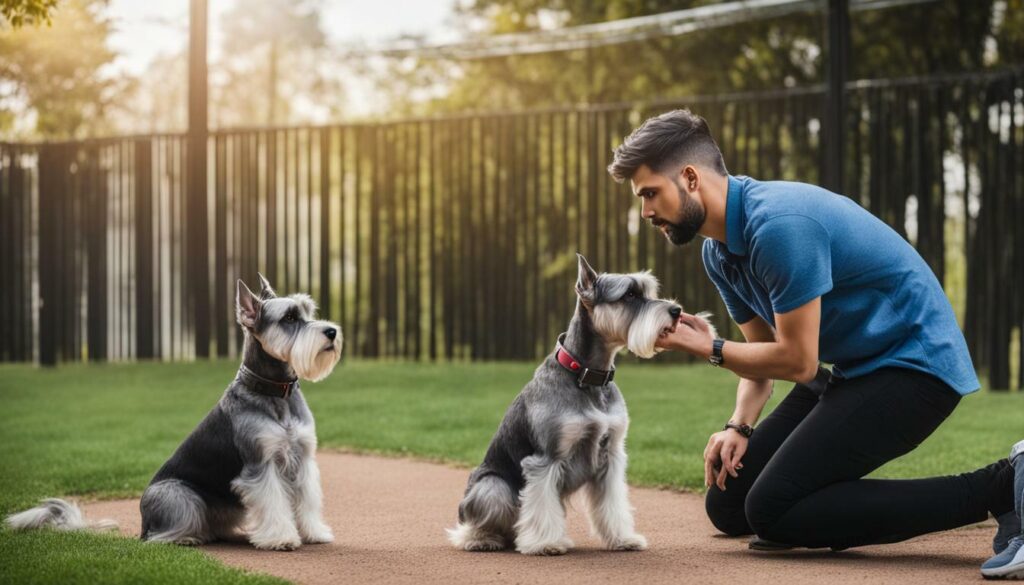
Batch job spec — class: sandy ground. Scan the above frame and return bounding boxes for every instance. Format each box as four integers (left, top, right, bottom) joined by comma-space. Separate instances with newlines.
82, 452, 996, 585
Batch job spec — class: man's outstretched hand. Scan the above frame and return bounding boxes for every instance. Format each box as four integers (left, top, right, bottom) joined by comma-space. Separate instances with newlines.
656, 312, 716, 357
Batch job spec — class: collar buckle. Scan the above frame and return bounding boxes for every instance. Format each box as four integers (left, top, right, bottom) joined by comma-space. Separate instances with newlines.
578, 367, 590, 388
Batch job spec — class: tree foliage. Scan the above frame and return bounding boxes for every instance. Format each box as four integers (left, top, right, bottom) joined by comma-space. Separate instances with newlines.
0, 0, 124, 139
374, 0, 1018, 116
211, 0, 344, 128
1, 0, 57, 28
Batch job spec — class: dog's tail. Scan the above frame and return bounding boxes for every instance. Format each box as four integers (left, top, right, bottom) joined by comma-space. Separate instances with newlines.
447, 475, 517, 551
5, 498, 118, 533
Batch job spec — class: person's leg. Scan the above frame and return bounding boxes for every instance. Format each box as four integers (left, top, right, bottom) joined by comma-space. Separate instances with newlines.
744, 367, 1014, 550
704, 368, 828, 536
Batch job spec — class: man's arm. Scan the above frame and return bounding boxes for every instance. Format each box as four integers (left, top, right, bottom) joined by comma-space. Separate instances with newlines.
728, 315, 777, 426
663, 297, 822, 384
703, 315, 777, 490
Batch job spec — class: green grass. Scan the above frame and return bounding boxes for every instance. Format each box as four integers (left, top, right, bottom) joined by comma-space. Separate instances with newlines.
0, 359, 1020, 584
0, 530, 286, 585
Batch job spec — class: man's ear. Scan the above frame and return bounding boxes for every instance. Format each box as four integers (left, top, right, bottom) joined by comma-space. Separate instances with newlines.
575, 253, 598, 305
680, 165, 700, 193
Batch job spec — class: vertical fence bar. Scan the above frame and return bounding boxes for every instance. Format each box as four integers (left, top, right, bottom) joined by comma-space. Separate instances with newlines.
135, 139, 155, 359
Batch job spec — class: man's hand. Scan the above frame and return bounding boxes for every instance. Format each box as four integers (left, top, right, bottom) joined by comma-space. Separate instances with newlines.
703, 429, 748, 491
655, 313, 715, 357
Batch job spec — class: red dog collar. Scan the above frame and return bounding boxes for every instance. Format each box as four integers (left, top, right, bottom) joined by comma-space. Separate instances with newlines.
555, 334, 615, 388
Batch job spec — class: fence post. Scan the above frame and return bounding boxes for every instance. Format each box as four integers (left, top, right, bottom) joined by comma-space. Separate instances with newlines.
188, 0, 210, 358
822, 0, 850, 193
85, 146, 108, 362
135, 139, 155, 359
37, 144, 59, 366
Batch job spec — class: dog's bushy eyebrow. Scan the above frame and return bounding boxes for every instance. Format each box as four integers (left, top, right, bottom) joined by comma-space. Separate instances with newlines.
629, 271, 660, 297
597, 271, 660, 302
260, 300, 285, 321
289, 294, 317, 318
597, 275, 632, 301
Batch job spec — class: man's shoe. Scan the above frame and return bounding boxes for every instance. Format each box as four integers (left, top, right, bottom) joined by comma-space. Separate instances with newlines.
748, 538, 794, 551
984, 439, 1024, 578
997, 511, 1023, 554
982, 536, 1024, 580
748, 537, 847, 553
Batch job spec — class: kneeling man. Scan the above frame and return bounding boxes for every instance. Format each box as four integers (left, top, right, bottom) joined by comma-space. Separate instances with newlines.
607, 109, 1018, 557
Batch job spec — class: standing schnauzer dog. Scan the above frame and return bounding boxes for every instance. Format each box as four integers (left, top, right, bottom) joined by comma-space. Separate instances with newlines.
6, 275, 343, 551
448, 254, 712, 555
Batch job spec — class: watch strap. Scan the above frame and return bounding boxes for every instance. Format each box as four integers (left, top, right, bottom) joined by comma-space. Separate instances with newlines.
723, 422, 753, 438
709, 338, 725, 366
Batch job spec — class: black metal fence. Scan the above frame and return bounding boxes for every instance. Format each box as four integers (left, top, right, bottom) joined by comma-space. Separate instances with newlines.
1, 69, 1021, 388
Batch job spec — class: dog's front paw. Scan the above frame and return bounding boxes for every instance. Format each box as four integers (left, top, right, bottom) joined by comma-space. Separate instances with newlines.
607, 533, 648, 551
516, 537, 574, 556
251, 534, 302, 551
301, 524, 334, 544
464, 538, 506, 552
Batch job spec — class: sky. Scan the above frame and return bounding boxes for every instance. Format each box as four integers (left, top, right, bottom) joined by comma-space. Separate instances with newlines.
104, 0, 460, 115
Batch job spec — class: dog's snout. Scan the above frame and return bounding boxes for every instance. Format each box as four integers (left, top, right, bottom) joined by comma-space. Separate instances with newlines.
324, 328, 337, 341
668, 306, 682, 319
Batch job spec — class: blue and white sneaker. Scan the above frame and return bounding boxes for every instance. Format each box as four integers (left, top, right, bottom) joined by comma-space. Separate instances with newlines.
983, 537, 1024, 580
997, 511, 1023, 555
982, 440, 1024, 580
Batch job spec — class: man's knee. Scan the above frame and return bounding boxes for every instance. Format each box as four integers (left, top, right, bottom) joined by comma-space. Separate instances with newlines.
705, 485, 752, 537
744, 478, 791, 541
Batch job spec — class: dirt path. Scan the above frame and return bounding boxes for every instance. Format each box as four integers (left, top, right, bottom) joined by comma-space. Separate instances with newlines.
83, 452, 995, 584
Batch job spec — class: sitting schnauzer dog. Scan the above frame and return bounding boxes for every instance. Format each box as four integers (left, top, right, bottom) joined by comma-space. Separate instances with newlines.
6, 275, 343, 551
448, 254, 712, 555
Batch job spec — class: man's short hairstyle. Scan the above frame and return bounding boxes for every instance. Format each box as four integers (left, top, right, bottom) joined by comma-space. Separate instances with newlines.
607, 109, 728, 183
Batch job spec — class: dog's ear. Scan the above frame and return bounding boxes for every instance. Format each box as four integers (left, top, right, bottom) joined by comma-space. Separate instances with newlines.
256, 272, 277, 300
236, 280, 261, 329
575, 253, 598, 304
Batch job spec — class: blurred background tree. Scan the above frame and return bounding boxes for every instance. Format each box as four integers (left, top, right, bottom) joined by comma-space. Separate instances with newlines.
0, 0, 1021, 136
1, 0, 57, 27
211, 0, 344, 128
0, 0, 125, 139
371, 0, 1016, 116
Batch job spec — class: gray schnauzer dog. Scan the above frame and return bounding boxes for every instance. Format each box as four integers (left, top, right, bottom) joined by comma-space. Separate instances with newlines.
6, 275, 343, 551
448, 254, 712, 555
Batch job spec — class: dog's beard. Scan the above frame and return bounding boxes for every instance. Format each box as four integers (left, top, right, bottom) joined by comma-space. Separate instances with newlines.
626, 302, 679, 359
291, 322, 343, 382
627, 310, 718, 359
654, 182, 705, 246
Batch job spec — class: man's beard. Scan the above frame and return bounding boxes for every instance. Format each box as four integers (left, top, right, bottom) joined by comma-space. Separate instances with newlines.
655, 181, 706, 246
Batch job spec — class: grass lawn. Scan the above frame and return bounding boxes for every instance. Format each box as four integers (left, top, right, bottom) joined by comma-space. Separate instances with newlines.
0, 359, 1020, 584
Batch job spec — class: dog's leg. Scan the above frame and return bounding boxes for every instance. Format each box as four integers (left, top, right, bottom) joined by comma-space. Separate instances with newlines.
448, 475, 517, 551
586, 434, 647, 551
514, 456, 573, 555
233, 463, 302, 551
140, 479, 211, 546
293, 448, 334, 544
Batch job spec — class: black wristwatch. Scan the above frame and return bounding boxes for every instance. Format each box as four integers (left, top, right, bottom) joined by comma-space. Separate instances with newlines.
724, 421, 754, 438
708, 338, 725, 367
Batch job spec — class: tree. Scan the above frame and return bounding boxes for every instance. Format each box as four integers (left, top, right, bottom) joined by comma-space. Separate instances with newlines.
0, 0, 124, 139
371, 0, 1016, 115
1, 0, 57, 28
212, 0, 344, 128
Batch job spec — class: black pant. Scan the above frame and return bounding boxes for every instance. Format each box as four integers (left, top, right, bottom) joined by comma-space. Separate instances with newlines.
705, 367, 1014, 549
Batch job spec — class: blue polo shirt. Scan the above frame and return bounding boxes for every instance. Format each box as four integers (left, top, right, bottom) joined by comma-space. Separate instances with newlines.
701, 175, 979, 395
